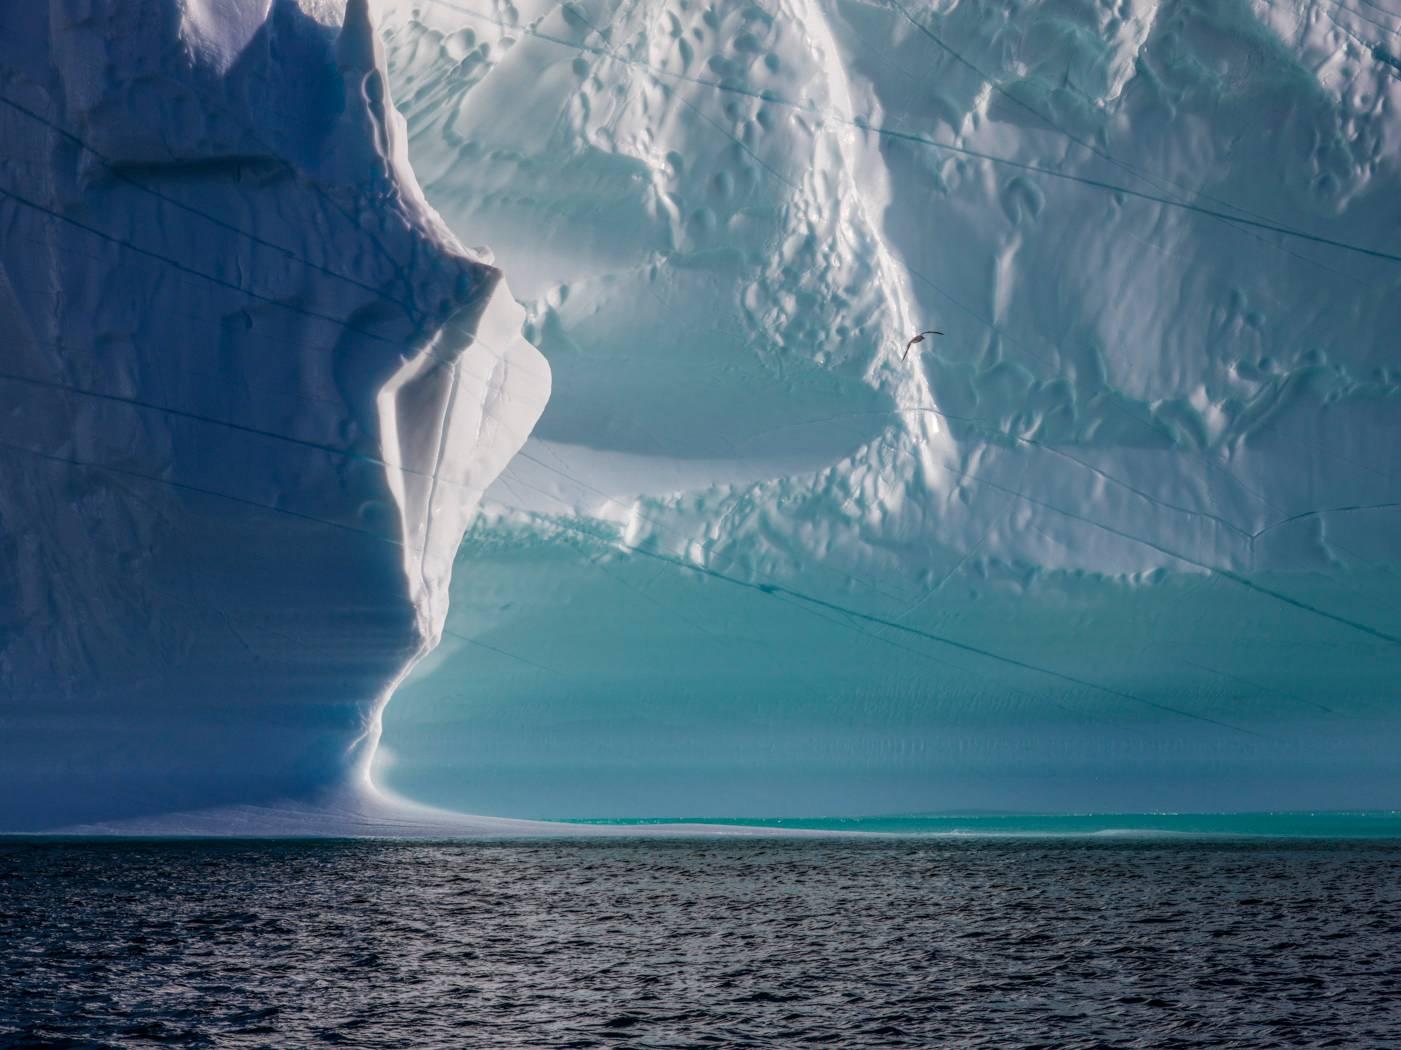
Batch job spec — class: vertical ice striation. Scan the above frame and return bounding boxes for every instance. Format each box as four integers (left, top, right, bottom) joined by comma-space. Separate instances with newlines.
0, 0, 548, 830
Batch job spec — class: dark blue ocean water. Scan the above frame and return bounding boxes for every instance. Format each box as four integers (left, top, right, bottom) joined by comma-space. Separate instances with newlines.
2, 838, 1399, 1048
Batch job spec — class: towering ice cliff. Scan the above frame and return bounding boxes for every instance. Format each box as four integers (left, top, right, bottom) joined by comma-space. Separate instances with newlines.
0, 0, 548, 830
374, 0, 1401, 816
3, 0, 1397, 829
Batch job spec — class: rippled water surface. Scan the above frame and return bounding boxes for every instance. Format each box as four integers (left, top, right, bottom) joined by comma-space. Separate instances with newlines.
2, 838, 1400, 1047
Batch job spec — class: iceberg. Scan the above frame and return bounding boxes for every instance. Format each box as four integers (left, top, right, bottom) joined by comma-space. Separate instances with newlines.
2, 0, 1398, 831
0, 0, 548, 831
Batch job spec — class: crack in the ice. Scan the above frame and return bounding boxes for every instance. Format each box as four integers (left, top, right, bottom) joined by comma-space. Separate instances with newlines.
925, 456, 1401, 646
0, 438, 419, 552
491, 461, 1259, 736
0, 185, 429, 353
586, 522, 1266, 737
1250, 501, 1401, 540
440, 627, 562, 673
0, 93, 425, 325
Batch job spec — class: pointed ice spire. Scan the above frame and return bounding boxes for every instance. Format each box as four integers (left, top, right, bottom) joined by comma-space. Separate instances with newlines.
337, 0, 379, 73
329, 0, 394, 184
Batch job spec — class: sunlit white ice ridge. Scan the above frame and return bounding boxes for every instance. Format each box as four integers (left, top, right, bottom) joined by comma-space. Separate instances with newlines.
373, 0, 1401, 819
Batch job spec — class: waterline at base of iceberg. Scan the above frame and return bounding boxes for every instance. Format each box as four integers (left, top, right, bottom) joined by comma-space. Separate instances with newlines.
560, 812, 1401, 839
17, 804, 1401, 840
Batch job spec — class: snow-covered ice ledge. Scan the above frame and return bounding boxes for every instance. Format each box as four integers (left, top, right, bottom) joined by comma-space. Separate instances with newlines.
0, 0, 548, 831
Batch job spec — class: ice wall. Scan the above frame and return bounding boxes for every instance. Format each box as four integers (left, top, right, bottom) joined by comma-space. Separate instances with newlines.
0, 0, 548, 830
376, 0, 1401, 816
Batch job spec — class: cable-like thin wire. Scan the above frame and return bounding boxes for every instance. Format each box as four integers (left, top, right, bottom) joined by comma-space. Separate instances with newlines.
422, 0, 1401, 264
0, 92, 426, 324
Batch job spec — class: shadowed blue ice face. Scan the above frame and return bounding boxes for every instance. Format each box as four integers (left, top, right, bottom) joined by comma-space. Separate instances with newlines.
1, 498, 421, 829
0, 0, 510, 831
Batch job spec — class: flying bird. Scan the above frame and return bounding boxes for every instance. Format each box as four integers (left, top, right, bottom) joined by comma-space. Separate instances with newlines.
903, 329, 943, 360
